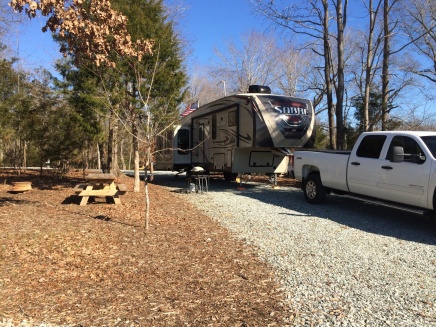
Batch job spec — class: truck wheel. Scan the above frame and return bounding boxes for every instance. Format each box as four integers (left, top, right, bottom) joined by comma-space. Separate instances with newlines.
303, 174, 326, 204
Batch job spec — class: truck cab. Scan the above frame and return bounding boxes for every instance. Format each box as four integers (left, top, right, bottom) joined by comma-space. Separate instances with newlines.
347, 132, 436, 209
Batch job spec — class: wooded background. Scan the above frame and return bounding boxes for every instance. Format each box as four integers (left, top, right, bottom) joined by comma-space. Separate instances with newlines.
1, 0, 435, 174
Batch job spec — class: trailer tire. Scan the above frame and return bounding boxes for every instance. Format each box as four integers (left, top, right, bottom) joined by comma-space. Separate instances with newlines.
303, 173, 326, 204
224, 172, 238, 182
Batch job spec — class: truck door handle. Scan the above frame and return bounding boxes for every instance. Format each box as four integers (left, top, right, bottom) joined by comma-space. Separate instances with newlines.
350, 162, 360, 166
381, 166, 393, 170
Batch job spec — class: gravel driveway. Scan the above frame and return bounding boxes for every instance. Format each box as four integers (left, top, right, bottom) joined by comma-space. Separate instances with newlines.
153, 172, 436, 326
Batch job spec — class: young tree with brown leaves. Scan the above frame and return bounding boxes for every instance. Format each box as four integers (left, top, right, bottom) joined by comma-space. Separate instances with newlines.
8, 0, 153, 66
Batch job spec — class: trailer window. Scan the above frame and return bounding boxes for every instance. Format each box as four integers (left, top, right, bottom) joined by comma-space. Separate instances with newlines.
157, 131, 172, 154
356, 135, 386, 158
228, 111, 237, 127
212, 115, 217, 139
198, 125, 204, 142
177, 129, 190, 154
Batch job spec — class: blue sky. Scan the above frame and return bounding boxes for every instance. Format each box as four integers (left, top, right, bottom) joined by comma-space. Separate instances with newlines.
178, 0, 265, 68
9, 1, 395, 73
10, 0, 436, 119
9, 13, 61, 74
13, 0, 369, 75
13, 0, 262, 74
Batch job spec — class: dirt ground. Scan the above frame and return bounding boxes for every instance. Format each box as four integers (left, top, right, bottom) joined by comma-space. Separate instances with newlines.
0, 169, 297, 326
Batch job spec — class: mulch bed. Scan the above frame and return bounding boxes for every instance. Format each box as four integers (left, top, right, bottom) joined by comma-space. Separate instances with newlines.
0, 169, 296, 326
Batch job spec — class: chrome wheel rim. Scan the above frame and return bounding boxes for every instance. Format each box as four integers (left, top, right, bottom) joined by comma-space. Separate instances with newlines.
306, 181, 317, 199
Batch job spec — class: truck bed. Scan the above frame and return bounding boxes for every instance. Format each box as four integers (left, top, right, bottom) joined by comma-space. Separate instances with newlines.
293, 149, 351, 192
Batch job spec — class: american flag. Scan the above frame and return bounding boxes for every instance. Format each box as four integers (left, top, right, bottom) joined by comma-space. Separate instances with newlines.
181, 101, 199, 117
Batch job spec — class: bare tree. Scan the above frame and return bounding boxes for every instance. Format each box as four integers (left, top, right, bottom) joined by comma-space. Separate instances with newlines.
320, 0, 336, 149
187, 69, 223, 105
252, 0, 349, 149
381, 0, 391, 130
402, 0, 436, 84
276, 44, 314, 97
363, 0, 383, 131
291, 49, 328, 112
332, 0, 348, 149
348, 0, 384, 132
381, 0, 412, 130
211, 31, 284, 93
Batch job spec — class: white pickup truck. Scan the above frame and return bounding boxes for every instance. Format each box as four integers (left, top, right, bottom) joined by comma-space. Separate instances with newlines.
293, 131, 436, 215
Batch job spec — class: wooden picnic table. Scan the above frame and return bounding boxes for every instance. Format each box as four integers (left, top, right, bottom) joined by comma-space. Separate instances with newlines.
74, 173, 127, 206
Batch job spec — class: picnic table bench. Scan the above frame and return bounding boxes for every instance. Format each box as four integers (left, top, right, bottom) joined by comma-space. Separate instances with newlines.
74, 173, 127, 206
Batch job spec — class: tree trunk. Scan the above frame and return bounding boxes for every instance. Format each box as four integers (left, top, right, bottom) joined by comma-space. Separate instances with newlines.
364, 0, 378, 132
120, 139, 127, 170
107, 112, 114, 174
128, 146, 132, 170
97, 143, 101, 170
98, 143, 106, 172
322, 0, 336, 149
381, 0, 390, 130
144, 172, 150, 230
111, 114, 121, 176
23, 140, 27, 172
132, 120, 141, 192
335, 0, 347, 150
0, 140, 3, 165
82, 147, 87, 177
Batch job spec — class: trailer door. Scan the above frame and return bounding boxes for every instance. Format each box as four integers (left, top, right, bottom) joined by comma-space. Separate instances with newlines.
192, 121, 207, 165
172, 127, 191, 170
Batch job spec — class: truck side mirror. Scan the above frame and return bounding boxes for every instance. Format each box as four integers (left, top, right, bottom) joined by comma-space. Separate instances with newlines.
392, 146, 404, 162
412, 153, 426, 164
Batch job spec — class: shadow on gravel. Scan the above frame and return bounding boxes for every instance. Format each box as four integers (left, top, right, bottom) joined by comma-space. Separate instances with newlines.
150, 171, 436, 246
0, 196, 34, 206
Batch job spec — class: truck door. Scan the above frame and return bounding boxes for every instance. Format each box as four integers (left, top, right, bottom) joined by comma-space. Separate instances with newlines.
347, 134, 386, 197
377, 136, 430, 208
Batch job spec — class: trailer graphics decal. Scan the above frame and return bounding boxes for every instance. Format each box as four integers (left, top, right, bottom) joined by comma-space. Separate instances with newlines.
261, 96, 312, 139
213, 129, 237, 147
215, 128, 252, 147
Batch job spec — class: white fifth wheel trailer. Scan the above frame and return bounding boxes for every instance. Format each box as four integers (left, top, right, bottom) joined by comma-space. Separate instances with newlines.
155, 85, 315, 180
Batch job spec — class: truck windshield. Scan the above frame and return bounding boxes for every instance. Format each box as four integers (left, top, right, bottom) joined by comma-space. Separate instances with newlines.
257, 95, 313, 140
421, 136, 436, 158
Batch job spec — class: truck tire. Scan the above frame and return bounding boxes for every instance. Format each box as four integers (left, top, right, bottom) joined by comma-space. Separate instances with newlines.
303, 173, 326, 204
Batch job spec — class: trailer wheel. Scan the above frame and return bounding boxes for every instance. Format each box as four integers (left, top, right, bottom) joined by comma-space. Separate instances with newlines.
303, 174, 326, 204
224, 172, 238, 182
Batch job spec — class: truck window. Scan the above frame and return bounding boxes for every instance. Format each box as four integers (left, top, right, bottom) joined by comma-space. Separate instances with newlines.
356, 135, 386, 159
386, 136, 425, 163
421, 136, 436, 158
